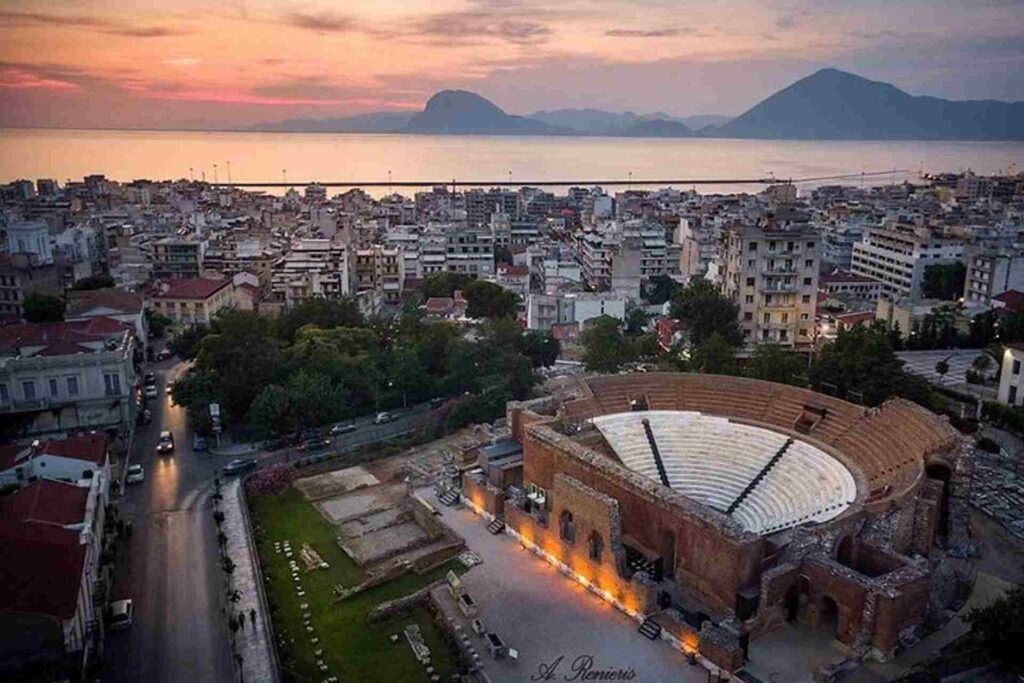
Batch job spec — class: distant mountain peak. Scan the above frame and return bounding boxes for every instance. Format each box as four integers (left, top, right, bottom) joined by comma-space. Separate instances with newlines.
406, 89, 564, 135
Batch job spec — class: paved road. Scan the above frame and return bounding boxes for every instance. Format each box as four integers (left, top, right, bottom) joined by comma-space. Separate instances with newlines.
104, 359, 233, 683
103, 360, 443, 681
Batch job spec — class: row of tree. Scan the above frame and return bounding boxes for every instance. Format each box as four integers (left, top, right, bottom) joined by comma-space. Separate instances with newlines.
170, 279, 558, 438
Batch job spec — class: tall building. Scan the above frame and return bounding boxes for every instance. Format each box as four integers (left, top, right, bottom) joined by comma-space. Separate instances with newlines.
963, 252, 1024, 306
353, 245, 404, 306
151, 238, 205, 280
719, 218, 820, 347
850, 226, 964, 299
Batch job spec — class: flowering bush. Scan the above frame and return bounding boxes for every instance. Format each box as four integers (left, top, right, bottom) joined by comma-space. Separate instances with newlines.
245, 463, 296, 496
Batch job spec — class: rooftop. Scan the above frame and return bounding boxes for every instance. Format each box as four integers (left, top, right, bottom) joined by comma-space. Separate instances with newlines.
66, 287, 144, 317
39, 433, 110, 464
154, 277, 231, 300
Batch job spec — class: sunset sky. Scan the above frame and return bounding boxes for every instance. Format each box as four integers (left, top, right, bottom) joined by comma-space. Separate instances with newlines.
1, 0, 1022, 129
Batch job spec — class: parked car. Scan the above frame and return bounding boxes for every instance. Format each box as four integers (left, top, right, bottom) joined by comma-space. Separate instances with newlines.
297, 437, 331, 452
193, 435, 208, 452
126, 464, 145, 484
429, 397, 445, 408
136, 409, 152, 426
374, 411, 396, 425
265, 433, 299, 451
144, 385, 158, 399
143, 372, 157, 386
222, 459, 257, 476
330, 422, 357, 436
108, 599, 134, 630
157, 348, 172, 361
157, 430, 174, 454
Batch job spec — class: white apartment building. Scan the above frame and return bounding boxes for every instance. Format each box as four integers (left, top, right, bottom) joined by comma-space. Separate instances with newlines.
353, 245, 404, 306
719, 219, 821, 347
851, 226, 965, 299
443, 226, 494, 278
270, 239, 351, 303
997, 344, 1024, 406
963, 252, 1024, 306
526, 292, 626, 331
6, 220, 53, 264
676, 218, 717, 281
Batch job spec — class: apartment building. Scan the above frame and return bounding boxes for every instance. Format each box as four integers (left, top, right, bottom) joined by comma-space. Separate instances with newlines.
963, 252, 1024, 306
466, 189, 520, 227
0, 319, 137, 438
151, 237, 205, 280
5, 220, 53, 264
719, 219, 820, 347
997, 344, 1024, 406
149, 278, 235, 326
526, 292, 626, 331
443, 226, 494, 278
818, 271, 884, 302
0, 253, 62, 321
353, 245, 404, 306
270, 239, 350, 303
850, 226, 965, 299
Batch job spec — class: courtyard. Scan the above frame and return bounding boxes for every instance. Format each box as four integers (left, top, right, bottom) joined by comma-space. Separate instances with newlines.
419, 488, 703, 683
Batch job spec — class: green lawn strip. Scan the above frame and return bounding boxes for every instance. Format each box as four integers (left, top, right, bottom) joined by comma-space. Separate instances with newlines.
250, 485, 465, 682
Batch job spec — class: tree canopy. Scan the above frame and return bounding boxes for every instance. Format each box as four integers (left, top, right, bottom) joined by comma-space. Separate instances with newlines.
463, 279, 519, 319
921, 262, 967, 301
421, 272, 474, 300
71, 274, 116, 291
22, 293, 65, 322
669, 278, 742, 347
963, 584, 1024, 674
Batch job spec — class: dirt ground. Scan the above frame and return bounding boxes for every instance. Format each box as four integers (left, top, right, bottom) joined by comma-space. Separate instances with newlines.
970, 509, 1024, 585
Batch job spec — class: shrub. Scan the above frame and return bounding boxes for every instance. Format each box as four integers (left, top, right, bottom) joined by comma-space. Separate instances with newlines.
245, 463, 297, 496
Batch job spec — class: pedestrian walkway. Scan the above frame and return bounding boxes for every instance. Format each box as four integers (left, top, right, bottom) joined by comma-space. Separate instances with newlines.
222, 478, 279, 683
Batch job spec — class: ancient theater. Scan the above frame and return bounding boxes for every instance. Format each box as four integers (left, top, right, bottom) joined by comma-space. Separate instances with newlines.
458, 372, 973, 674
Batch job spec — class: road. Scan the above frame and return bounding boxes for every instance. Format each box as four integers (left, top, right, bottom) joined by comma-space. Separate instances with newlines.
103, 359, 233, 683
102, 359, 444, 681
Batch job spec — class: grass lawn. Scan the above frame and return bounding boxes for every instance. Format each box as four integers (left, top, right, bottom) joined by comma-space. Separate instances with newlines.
249, 485, 464, 682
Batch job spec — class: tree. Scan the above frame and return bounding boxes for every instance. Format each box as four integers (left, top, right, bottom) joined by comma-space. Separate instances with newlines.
494, 246, 513, 265
921, 262, 967, 301
421, 272, 473, 300
168, 324, 209, 360
22, 293, 65, 322
71, 274, 115, 290
748, 343, 807, 385
810, 323, 935, 407
247, 385, 295, 436
642, 274, 678, 306
625, 308, 649, 336
463, 280, 518, 319
273, 296, 362, 342
520, 330, 560, 368
146, 310, 173, 339
580, 316, 633, 373
690, 333, 738, 375
286, 370, 348, 428
669, 278, 742, 347
935, 359, 950, 384
963, 585, 1024, 674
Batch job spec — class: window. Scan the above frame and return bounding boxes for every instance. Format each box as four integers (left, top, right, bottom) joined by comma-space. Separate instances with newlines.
589, 532, 604, 563
744, 312, 753, 321
0, 384, 8, 403
1014, 360, 1021, 376
745, 295, 753, 304
802, 295, 811, 303
103, 374, 121, 396
49, 378, 59, 398
22, 380, 36, 400
803, 277, 812, 286
559, 510, 576, 544
1011, 386, 1018, 404
746, 277, 755, 287
748, 242, 757, 252
67, 376, 79, 396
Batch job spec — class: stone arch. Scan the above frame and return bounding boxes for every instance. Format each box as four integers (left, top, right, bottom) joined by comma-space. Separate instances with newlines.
835, 534, 855, 568
588, 530, 604, 563
820, 595, 840, 638
559, 509, 576, 544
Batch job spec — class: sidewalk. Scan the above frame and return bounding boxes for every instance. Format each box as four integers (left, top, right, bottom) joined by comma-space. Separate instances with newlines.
222, 478, 279, 683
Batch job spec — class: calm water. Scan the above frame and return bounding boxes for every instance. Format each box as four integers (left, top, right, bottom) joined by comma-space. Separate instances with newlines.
1, 128, 1022, 196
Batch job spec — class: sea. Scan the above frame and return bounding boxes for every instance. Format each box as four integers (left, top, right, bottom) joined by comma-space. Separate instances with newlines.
1, 128, 1022, 196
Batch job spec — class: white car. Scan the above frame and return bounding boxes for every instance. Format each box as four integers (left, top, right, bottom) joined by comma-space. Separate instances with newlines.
126, 464, 144, 484
374, 412, 396, 425
108, 599, 133, 630
144, 385, 158, 399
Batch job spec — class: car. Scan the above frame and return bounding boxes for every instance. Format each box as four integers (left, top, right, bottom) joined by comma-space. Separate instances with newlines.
297, 437, 330, 452
136, 409, 152, 426
108, 599, 133, 630
265, 433, 299, 451
157, 348, 172, 361
374, 411, 396, 425
330, 422, 357, 436
222, 458, 257, 476
143, 372, 157, 386
143, 385, 158, 399
193, 435, 208, 452
156, 430, 174, 454
429, 397, 445, 408
126, 464, 145, 484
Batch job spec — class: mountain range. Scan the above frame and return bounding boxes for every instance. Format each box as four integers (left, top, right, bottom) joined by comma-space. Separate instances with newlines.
249, 69, 1024, 141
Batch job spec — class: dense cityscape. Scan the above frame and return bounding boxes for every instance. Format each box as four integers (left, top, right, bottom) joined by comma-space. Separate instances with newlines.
0, 167, 1022, 682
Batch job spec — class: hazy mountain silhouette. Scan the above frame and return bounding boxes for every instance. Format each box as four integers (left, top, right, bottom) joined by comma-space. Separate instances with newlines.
249, 111, 413, 133
405, 90, 566, 135
526, 109, 714, 134
614, 119, 697, 137
712, 68, 1024, 140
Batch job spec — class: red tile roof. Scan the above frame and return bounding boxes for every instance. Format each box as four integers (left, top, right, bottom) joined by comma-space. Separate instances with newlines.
0, 317, 130, 354
993, 290, 1024, 312
1, 479, 89, 527
0, 523, 85, 620
0, 445, 25, 472
39, 434, 109, 464
154, 277, 231, 300
66, 287, 143, 317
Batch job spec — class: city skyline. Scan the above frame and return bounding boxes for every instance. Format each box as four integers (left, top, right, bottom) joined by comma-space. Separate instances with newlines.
1, 0, 1023, 130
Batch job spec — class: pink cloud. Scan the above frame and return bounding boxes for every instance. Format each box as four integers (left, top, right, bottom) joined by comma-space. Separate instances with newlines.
0, 67, 79, 91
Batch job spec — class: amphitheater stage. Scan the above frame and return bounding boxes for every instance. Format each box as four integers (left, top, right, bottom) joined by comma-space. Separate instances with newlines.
420, 487, 705, 683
